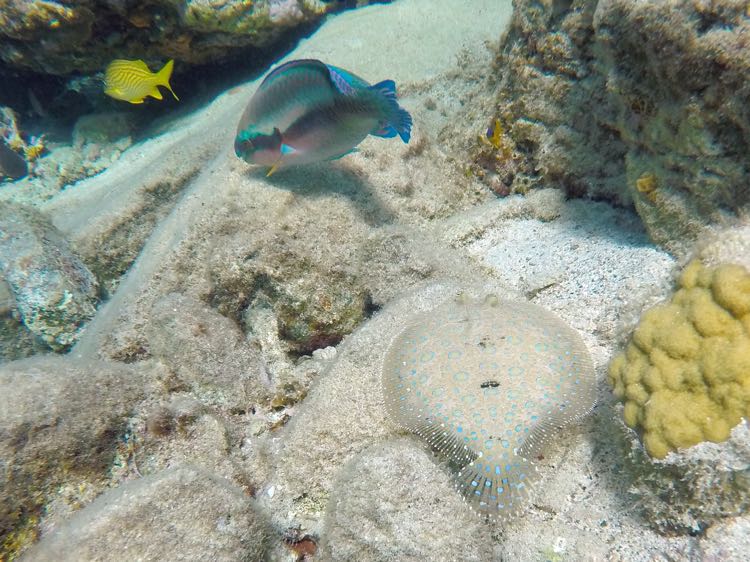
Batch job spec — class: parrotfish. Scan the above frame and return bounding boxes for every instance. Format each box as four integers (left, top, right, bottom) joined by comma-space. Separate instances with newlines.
234, 59, 412, 176
104, 59, 179, 104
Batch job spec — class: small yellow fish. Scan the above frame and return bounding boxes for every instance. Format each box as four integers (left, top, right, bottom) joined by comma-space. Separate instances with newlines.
104, 59, 179, 104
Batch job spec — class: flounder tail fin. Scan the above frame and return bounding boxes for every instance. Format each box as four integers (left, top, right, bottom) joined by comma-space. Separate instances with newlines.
156, 59, 179, 101
370, 79, 412, 143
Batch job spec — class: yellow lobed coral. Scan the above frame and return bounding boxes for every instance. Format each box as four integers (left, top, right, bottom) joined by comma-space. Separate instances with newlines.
609, 260, 750, 459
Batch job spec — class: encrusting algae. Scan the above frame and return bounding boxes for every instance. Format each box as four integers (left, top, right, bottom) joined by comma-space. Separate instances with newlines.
382, 293, 595, 520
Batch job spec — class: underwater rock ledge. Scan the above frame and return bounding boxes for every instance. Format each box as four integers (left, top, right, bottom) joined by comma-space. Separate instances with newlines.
484, 0, 750, 250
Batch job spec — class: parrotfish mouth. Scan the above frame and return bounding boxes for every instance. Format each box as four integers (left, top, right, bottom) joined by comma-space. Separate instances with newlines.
234, 127, 283, 167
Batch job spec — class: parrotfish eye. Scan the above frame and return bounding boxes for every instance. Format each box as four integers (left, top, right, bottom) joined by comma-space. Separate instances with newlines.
234, 136, 255, 158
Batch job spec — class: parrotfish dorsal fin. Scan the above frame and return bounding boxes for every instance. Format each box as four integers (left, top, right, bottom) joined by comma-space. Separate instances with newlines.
257, 59, 335, 94
325, 64, 372, 95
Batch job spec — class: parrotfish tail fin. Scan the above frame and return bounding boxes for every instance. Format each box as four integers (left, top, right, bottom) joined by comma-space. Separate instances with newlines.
370, 80, 412, 143
157, 59, 179, 101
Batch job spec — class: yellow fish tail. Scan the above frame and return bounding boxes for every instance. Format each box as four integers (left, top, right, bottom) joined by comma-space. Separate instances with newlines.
155, 59, 179, 101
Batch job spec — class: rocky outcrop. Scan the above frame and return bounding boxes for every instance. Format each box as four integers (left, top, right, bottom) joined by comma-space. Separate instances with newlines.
483, 0, 750, 250
0, 0, 340, 75
22, 464, 269, 562
0, 357, 145, 558
0, 201, 99, 351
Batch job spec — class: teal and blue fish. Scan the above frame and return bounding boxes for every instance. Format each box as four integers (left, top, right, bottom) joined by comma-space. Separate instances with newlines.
234, 59, 412, 175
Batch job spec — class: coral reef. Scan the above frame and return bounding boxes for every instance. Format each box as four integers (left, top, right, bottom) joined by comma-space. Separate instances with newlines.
382, 293, 595, 520
604, 224, 750, 535
0, 201, 99, 351
5, 1, 750, 559
487, 0, 750, 249
0, 0, 336, 75
609, 260, 750, 459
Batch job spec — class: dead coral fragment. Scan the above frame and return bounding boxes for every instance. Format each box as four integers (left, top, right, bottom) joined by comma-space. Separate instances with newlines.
609, 260, 750, 459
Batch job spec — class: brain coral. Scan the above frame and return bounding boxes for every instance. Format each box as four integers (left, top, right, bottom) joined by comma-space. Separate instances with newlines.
382, 294, 595, 520
609, 260, 750, 459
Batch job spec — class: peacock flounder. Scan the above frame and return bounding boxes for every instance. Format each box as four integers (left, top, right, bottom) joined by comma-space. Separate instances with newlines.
382, 293, 596, 521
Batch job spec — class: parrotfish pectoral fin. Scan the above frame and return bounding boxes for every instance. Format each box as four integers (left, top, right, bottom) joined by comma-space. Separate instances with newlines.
267, 159, 283, 177
369, 80, 412, 143
372, 125, 398, 139
280, 143, 297, 155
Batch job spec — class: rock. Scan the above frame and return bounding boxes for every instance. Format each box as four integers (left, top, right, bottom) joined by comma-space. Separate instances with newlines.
473, 1, 625, 201
613, 418, 750, 535
0, 356, 145, 559
0, 138, 27, 180
485, 0, 750, 250
594, 0, 750, 248
320, 439, 491, 562
0, 201, 99, 350
146, 292, 270, 408
71, 112, 133, 149
0, 275, 50, 362
0, 107, 31, 181
22, 464, 269, 562
0, 0, 340, 75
